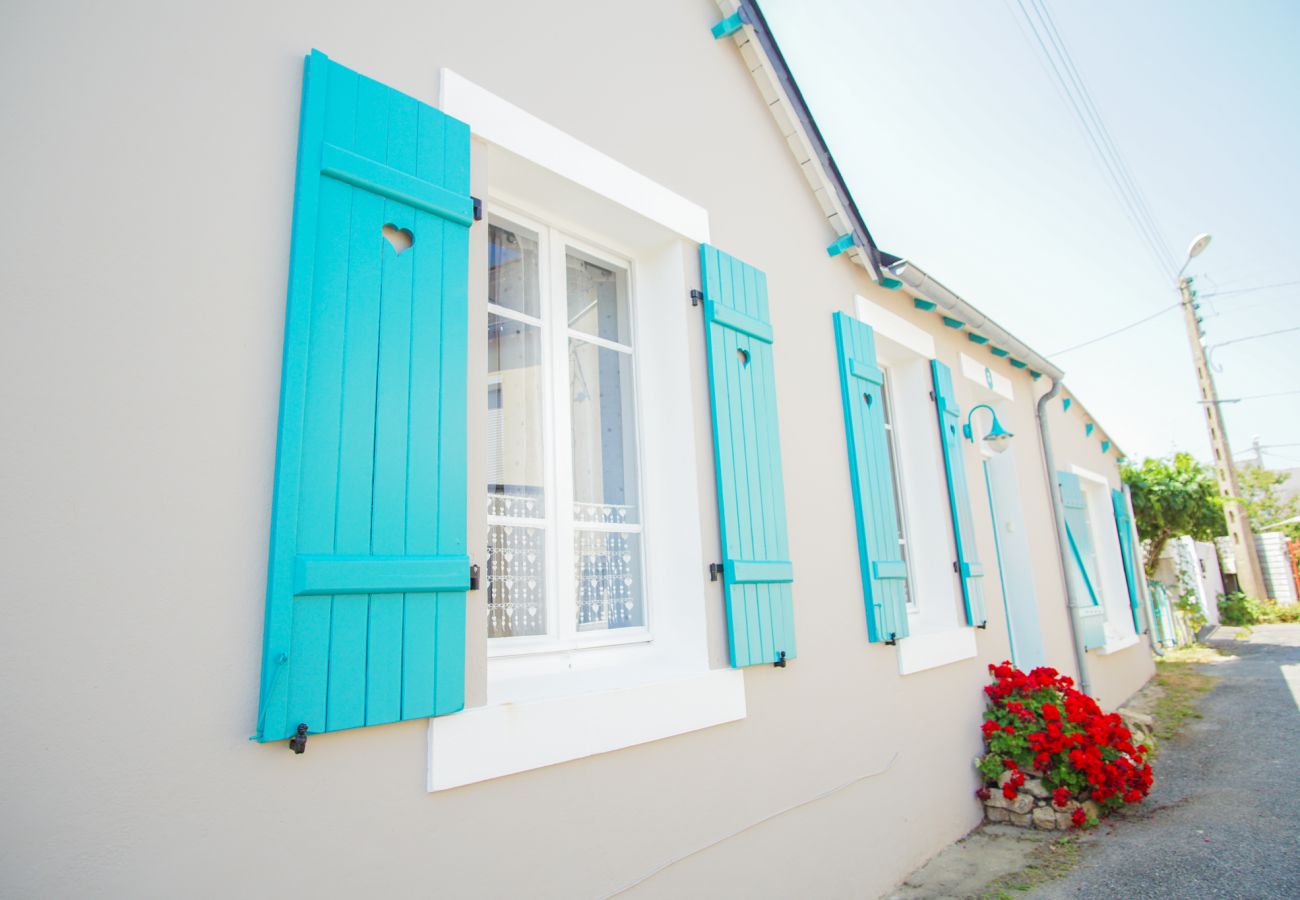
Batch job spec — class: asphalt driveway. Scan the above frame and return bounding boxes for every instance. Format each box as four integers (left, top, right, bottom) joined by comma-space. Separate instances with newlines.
1032, 624, 1300, 899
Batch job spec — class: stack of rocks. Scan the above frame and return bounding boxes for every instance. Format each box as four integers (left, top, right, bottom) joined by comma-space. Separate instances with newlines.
982, 771, 1101, 830
1117, 707, 1157, 754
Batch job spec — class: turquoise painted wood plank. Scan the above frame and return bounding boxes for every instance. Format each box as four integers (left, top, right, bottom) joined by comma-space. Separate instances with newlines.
711, 10, 744, 38
833, 312, 910, 642
322, 64, 383, 733
704, 301, 774, 344
1111, 489, 1144, 632
319, 144, 473, 225
729, 561, 794, 583
873, 561, 908, 580
1057, 472, 1105, 650
295, 555, 471, 595
257, 50, 472, 742
700, 245, 794, 667
826, 233, 854, 257
932, 360, 987, 627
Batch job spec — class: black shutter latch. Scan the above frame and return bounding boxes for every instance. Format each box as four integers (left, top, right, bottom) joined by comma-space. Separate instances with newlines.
773, 650, 787, 668
289, 723, 309, 754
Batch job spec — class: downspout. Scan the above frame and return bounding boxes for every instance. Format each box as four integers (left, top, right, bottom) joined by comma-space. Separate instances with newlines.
1035, 377, 1092, 695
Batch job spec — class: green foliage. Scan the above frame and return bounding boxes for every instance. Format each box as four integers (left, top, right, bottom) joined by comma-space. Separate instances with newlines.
1219, 591, 1300, 625
1236, 465, 1300, 540
1121, 454, 1227, 577
1217, 591, 1264, 626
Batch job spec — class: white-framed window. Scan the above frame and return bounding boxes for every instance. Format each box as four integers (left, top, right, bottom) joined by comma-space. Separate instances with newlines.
485, 207, 648, 655
853, 295, 976, 675
878, 369, 914, 608
1071, 465, 1139, 651
430, 70, 745, 792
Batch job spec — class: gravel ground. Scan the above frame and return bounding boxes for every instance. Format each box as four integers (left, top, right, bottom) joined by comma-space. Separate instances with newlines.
1032, 624, 1300, 900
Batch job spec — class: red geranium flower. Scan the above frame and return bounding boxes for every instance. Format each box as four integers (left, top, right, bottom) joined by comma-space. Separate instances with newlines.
1052, 787, 1071, 808
1071, 807, 1088, 827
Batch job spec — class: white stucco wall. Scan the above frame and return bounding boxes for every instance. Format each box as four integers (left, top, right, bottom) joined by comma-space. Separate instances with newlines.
0, 2, 1153, 896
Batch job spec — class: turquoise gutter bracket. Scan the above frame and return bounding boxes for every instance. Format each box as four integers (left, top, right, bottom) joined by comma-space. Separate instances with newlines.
990, 347, 1010, 358
913, 298, 937, 311
879, 277, 903, 290
942, 316, 965, 329
826, 233, 855, 257
1062, 398, 1072, 412
1085, 423, 1095, 437
1009, 358, 1027, 369
1101, 440, 1111, 453
967, 333, 989, 345
711, 10, 746, 39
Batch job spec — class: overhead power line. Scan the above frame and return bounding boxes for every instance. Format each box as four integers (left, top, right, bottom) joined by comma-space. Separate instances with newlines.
1200, 279, 1300, 299
1006, 0, 1177, 280
1211, 324, 1300, 352
1050, 302, 1181, 356
1198, 389, 1300, 404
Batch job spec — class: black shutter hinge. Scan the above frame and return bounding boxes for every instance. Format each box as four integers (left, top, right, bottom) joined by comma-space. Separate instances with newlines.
773, 650, 787, 668
953, 561, 960, 574
978, 621, 988, 630
930, 390, 936, 402
885, 632, 898, 646
289, 723, 309, 754
691, 289, 705, 307
709, 562, 724, 582
469, 563, 481, 591
472, 196, 483, 222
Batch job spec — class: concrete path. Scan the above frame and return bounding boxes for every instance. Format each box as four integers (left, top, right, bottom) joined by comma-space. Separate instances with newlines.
1032, 624, 1300, 899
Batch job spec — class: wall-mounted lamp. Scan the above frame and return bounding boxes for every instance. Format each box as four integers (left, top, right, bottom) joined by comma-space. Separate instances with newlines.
962, 404, 1014, 454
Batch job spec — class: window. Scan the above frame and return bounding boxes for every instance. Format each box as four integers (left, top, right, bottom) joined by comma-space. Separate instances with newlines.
1072, 466, 1139, 648
485, 210, 647, 653
878, 369, 914, 607
852, 295, 978, 675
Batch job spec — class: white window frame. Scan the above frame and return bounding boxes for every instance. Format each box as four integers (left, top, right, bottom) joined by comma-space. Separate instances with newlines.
1071, 464, 1140, 653
485, 205, 651, 656
430, 70, 743, 792
853, 295, 977, 674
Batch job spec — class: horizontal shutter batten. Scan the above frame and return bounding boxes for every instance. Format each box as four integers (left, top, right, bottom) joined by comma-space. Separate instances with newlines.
320, 143, 475, 225
294, 555, 472, 595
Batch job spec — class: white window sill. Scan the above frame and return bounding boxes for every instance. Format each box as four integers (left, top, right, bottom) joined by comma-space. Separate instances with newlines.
897, 627, 978, 675
427, 668, 745, 791
1094, 633, 1140, 655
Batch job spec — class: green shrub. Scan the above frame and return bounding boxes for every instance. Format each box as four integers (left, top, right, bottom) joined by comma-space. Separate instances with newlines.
1218, 591, 1263, 626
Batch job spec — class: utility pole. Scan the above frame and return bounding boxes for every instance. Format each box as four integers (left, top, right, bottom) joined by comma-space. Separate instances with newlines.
1252, 434, 1264, 469
1179, 276, 1268, 599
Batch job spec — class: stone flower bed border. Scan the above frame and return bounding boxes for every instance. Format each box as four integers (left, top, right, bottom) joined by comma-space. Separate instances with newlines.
977, 663, 1155, 831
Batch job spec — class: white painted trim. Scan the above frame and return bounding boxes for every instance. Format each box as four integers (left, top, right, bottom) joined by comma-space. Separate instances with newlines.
854, 294, 935, 359
959, 353, 1014, 400
1070, 464, 1110, 488
438, 69, 709, 244
1095, 633, 1141, 655
428, 669, 746, 791
897, 627, 978, 675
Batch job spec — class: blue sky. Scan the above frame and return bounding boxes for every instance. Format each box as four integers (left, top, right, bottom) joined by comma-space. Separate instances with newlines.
762, 0, 1300, 468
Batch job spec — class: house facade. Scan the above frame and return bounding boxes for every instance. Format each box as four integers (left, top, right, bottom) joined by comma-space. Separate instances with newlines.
1, 1, 1155, 897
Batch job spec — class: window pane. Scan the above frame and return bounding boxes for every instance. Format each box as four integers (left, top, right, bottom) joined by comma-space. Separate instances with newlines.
566, 250, 630, 344
879, 373, 912, 606
488, 313, 545, 515
489, 221, 541, 318
575, 531, 644, 631
487, 524, 546, 638
569, 338, 639, 524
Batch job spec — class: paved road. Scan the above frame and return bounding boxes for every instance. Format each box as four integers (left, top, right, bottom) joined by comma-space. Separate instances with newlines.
1033, 624, 1300, 900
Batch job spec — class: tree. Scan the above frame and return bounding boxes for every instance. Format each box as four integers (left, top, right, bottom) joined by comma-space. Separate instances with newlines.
1237, 465, 1300, 541
1121, 453, 1227, 577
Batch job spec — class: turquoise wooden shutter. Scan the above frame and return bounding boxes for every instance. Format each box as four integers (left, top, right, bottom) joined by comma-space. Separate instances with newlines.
699, 245, 795, 667
1057, 472, 1105, 649
256, 51, 474, 743
833, 313, 909, 643
1111, 488, 1145, 632
930, 360, 987, 627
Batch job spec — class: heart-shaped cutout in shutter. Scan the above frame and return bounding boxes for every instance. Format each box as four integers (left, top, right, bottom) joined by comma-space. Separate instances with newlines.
381, 224, 414, 255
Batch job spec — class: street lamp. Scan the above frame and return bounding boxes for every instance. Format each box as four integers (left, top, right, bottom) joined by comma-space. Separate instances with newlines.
1174, 231, 1268, 600
962, 404, 1014, 453
1176, 232, 1211, 278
